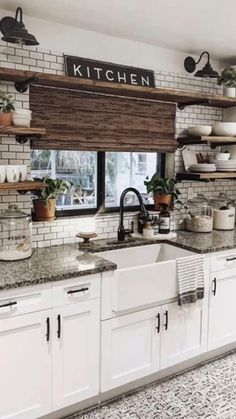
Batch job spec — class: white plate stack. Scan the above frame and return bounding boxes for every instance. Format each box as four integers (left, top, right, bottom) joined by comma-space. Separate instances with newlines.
189, 164, 216, 173
212, 160, 236, 172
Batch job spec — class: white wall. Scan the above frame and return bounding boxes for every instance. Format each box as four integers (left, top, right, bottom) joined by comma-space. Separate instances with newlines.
0, 9, 222, 75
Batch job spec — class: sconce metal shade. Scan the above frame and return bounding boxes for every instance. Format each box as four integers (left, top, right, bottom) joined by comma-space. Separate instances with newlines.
0, 7, 39, 46
184, 51, 219, 78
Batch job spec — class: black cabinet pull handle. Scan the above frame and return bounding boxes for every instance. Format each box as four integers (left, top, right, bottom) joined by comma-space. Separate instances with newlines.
226, 256, 236, 262
164, 310, 168, 331
0, 301, 17, 309
212, 277, 217, 296
46, 317, 50, 342
156, 313, 160, 333
57, 314, 61, 339
67, 287, 89, 295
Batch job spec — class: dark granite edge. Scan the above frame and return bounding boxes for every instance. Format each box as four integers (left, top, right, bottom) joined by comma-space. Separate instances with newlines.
0, 260, 117, 291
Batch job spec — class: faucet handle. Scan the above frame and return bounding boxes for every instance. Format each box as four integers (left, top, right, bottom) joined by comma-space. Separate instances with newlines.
130, 221, 134, 234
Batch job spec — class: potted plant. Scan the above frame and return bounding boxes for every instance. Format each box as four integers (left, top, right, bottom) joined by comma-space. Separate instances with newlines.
218, 67, 236, 98
32, 177, 72, 221
0, 90, 15, 126
144, 174, 181, 211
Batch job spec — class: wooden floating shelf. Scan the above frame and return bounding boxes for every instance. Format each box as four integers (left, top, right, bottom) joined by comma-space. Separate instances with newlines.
0, 126, 46, 136
176, 172, 236, 182
1, 66, 236, 109
178, 136, 236, 146
0, 181, 45, 191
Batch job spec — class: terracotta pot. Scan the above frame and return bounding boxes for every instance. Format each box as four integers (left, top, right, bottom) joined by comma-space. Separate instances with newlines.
0, 112, 12, 127
33, 198, 56, 221
154, 194, 173, 211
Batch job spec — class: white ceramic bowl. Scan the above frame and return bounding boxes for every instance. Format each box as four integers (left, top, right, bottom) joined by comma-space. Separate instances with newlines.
188, 125, 212, 136
12, 114, 31, 127
212, 122, 236, 137
216, 152, 230, 160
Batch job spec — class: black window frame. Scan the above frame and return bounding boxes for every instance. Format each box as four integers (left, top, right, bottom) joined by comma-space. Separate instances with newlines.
52, 151, 165, 217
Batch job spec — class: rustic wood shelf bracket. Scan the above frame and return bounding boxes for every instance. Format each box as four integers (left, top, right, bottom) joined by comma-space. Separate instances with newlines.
14, 76, 39, 93
15, 134, 31, 144
177, 99, 211, 110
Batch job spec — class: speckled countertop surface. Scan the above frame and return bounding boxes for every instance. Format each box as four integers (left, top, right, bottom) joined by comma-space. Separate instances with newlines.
1, 230, 236, 291
0, 244, 117, 291
170, 229, 236, 254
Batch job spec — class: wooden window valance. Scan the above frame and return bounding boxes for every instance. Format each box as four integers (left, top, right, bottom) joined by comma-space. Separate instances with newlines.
30, 85, 176, 152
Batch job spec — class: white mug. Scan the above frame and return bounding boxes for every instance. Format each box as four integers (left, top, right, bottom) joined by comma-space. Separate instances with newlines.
6, 165, 20, 183
0, 166, 6, 183
19, 165, 27, 181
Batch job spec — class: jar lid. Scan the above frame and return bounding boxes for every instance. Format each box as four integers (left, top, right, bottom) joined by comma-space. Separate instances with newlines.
187, 193, 209, 205
0, 204, 30, 219
210, 192, 233, 206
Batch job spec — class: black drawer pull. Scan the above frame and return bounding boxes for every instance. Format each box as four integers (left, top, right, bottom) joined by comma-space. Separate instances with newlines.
226, 256, 236, 262
57, 314, 61, 339
67, 287, 89, 295
212, 277, 217, 296
164, 310, 168, 331
0, 301, 17, 309
46, 317, 50, 342
156, 313, 160, 333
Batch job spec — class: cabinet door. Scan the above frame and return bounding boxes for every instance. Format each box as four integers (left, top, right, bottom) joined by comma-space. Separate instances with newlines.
52, 299, 100, 410
160, 301, 206, 370
208, 270, 236, 350
101, 307, 160, 391
0, 311, 51, 419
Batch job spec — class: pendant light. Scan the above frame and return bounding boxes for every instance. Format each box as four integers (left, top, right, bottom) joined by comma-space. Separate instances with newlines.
184, 51, 219, 78
0, 7, 39, 46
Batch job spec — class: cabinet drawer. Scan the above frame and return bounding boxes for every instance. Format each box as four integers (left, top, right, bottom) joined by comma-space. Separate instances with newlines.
0, 284, 52, 319
52, 275, 100, 307
211, 250, 236, 272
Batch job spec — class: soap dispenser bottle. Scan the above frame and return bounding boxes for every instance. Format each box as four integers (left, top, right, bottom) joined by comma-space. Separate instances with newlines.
159, 204, 170, 234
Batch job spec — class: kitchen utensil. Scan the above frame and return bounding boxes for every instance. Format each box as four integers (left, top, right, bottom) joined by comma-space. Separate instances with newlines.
6, 165, 20, 182
0, 166, 6, 183
222, 145, 236, 159
188, 125, 212, 136
182, 146, 198, 171
212, 122, 236, 136
0, 205, 32, 261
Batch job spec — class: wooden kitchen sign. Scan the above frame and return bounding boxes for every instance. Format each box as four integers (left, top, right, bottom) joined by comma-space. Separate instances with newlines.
64, 55, 155, 88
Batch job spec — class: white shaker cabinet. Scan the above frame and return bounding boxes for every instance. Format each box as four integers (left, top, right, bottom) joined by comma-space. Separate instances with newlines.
208, 269, 236, 350
52, 299, 100, 410
160, 301, 207, 370
101, 306, 161, 391
0, 310, 51, 419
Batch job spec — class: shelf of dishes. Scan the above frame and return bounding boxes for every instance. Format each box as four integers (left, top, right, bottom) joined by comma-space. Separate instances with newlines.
0, 165, 45, 191
176, 172, 236, 181
178, 122, 236, 147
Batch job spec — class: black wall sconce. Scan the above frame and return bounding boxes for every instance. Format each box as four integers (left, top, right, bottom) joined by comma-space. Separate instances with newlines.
184, 51, 219, 78
0, 7, 39, 46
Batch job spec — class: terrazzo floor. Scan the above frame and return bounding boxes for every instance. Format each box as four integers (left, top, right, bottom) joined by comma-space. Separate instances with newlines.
66, 351, 236, 419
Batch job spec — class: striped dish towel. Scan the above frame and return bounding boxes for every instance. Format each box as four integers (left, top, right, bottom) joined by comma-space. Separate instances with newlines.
177, 255, 205, 306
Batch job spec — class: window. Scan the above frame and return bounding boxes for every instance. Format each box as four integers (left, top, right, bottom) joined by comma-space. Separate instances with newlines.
31, 150, 164, 215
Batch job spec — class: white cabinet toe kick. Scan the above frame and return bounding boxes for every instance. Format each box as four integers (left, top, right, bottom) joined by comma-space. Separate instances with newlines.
1, 245, 236, 419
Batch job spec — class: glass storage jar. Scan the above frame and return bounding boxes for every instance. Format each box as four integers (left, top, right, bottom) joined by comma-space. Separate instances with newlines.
186, 194, 213, 233
210, 193, 235, 230
0, 205, 32, 261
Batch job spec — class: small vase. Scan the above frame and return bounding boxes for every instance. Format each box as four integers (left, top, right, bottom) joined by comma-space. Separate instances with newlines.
223, 87, 236, 98
154, 194, 173, 211
0, 112, 12, 127
33, 198, 56, 221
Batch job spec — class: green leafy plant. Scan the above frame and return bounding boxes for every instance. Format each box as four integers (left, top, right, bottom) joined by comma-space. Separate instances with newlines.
218, 67, 236, 88
144, 174, 181, 200
0, 90, 15, 113
33, 176, 72, 205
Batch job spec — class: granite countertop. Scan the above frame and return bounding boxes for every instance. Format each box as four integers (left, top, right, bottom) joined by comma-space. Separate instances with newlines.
0, 244, 116, 291
170, 229, 236, 254
1, 230, 236, 292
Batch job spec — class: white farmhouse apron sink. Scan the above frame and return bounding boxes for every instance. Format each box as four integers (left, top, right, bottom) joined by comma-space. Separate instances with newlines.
98, 243, 193, 314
